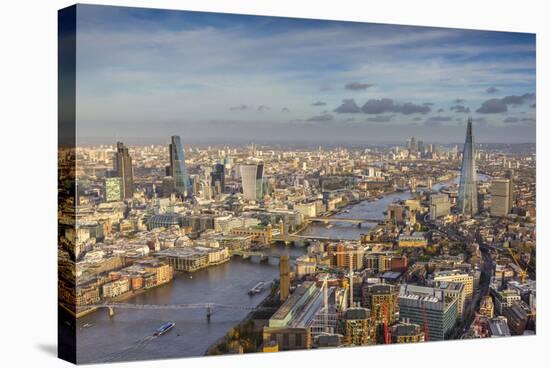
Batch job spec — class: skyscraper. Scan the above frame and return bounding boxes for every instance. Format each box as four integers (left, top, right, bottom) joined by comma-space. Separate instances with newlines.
169, 135, 192, 196
457, 118, 478, 216
491, 179, 511, 217
211, 163, 225, 194
240, 161, 264, 201
115, 141, 134, 199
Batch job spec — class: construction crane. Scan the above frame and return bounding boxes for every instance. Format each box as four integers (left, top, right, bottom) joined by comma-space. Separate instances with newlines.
506, 247, 527, 284
332, 249, 365, 308
383, 302, 390, 344
421, 302, 430, 342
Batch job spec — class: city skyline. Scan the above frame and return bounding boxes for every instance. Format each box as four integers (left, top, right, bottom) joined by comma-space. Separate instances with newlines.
73, 5, 535, 144
58, 4, 536, 364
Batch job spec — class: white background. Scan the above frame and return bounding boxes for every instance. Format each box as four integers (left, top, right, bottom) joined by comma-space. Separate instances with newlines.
0, 0, 546, 367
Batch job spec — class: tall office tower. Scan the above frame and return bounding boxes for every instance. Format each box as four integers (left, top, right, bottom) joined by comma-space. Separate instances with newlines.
256, 162, 264, 199
408, 136, 417, 152
279, 255, 290, 301
169, 135, 192, 196
491, 179, 511, 217
211, 163, 225, 194
457, 118, 478, 216
417, 140, 424, 156
114, 141, 134, 199
240, 161, 264, 201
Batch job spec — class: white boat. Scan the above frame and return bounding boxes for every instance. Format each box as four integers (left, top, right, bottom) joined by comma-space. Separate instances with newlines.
248, 282, 266, 295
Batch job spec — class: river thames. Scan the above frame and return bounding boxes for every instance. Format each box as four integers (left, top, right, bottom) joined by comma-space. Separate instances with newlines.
76, 173, 488, 363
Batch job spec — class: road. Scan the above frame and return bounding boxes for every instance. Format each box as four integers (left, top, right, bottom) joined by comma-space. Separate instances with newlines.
419, 214, 493, 338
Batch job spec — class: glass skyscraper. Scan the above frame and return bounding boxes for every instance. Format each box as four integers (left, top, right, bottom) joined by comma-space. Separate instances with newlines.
457, 118, 478, 216
115, 141, 134, 199
169, 135, 192, 196
240, 161, 264, 201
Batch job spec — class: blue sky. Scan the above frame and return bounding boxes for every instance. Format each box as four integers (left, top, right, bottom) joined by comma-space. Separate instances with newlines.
75, 4, 536, 144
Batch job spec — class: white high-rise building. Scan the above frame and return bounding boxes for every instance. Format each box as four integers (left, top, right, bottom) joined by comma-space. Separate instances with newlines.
240, 161, 264, 201
491, 179, 511, 217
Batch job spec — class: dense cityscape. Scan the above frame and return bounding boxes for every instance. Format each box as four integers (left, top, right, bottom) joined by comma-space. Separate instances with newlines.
58, 119, 536, 362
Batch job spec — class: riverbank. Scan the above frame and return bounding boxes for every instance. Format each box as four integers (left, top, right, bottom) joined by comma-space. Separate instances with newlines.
205, 290, 279, 356
74, 278, 173, 319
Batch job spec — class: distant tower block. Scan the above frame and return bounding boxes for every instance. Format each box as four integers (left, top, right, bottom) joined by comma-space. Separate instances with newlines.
115, 141, 134, 199
169, 135, 192, 196
279, 255, 290, 301
457, 117, 478, 216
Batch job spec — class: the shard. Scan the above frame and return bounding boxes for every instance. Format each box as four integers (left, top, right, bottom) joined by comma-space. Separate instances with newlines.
457, 117, 478, 216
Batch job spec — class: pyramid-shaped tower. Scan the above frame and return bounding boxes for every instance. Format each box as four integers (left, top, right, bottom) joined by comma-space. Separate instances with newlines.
457, 117, 478, 216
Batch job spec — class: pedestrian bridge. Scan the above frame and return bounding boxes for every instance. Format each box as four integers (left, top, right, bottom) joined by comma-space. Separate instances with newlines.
78, 302, 261, 320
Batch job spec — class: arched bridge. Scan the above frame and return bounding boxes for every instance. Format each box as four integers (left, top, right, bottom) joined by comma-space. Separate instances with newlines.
308, 217, 384, 223
307, 217, 384, 227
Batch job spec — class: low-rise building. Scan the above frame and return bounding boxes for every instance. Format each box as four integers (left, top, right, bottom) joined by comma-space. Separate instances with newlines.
391, 321, 425, 343
102, 278, 130, 299
398, 232, 427, 248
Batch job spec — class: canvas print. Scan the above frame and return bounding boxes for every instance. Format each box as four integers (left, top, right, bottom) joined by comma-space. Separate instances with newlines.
58, 4, 536, 364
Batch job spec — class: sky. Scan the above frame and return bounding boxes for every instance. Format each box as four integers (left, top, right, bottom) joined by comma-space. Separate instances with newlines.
74, 4, 536, 145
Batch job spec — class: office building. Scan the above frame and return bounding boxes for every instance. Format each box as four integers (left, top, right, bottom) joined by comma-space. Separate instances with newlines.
387, 203, 406, 225
398, 232, 428, 248
429, 193, 451, 220
327, 243, 364, 270
211, 163, 225, 194
114, 141, 134, 199
491, 179, 511, 217
432, 281, 466, 318
433, 270, 474, 302
362, 284, 397, 325
479, 295, 495, 318
341, 307, 377, 346
168, 135, 192, 196
391, 321, 425, 343
408, 136, 417, 153
398, 284, 458, 341
493, 289, 521, 315
457, 118, 478, 216
240, 161, 264, 201
504, 301, 531, 335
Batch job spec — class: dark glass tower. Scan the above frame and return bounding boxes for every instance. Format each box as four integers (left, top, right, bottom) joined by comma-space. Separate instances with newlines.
457, 118, 478, 216
211, 163, 225, 194
115, 141, 134, 199
169, 135, 192, 196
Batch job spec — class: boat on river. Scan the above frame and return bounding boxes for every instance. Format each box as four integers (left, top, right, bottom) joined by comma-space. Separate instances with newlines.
248, 282, 266, 296
154, 322, 176, 336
